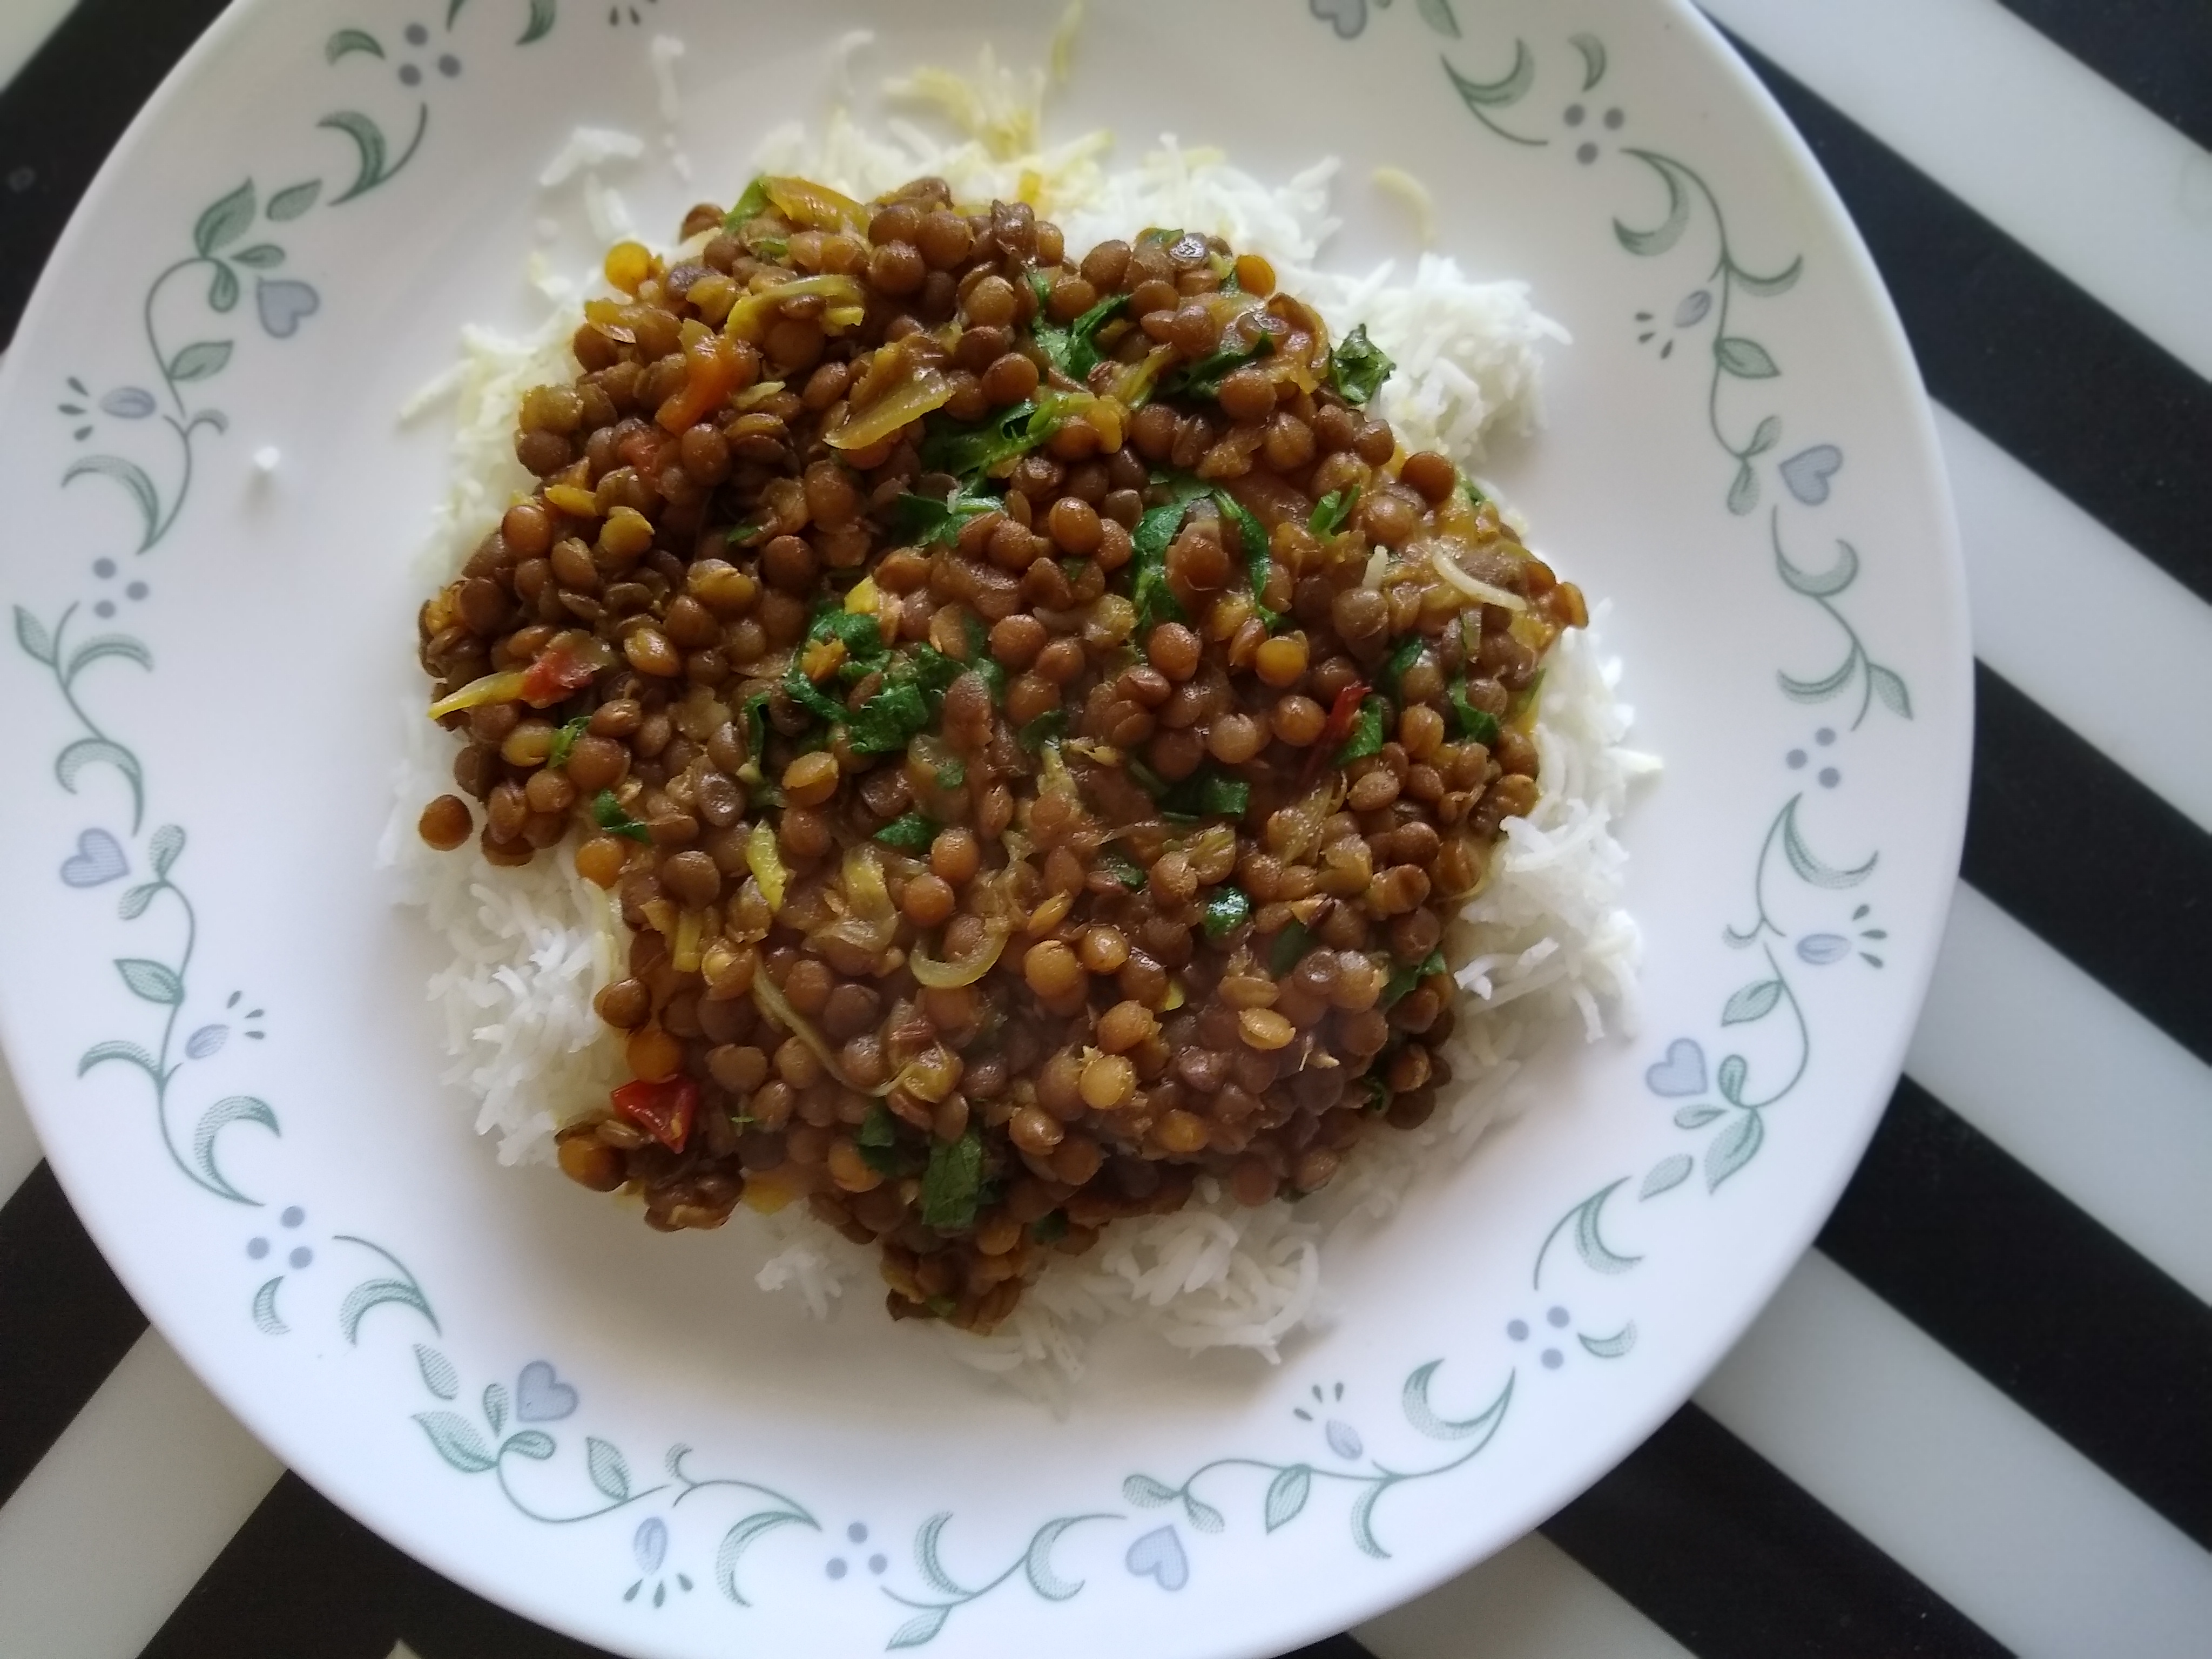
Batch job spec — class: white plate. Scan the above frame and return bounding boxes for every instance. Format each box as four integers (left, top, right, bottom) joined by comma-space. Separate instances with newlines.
0, 2, 1968, 1655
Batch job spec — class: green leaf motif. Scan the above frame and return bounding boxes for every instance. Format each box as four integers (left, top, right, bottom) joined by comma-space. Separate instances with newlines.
1350, 1481, 1391, 1559
1726, 461, 1759, 516
63, 456, 162, 551
1746, 415, 1782, 456
483, 1382, 509, 1435
1022, 1516, 1098, 1601
888, 1609, 951, 1650
1123, 1474, 1175, 1507
1735, 256, 1805, 298
150, 824, 186, 878
1182, 1492, 1225, 1534
13, 606, 56, 665
414, 1344, 460, 1401
266, 180, 321, 221
518, 0, 558, 45
505, 1429, 556, 1461
231, 244, 285, 269
1716, 1054, 1749, 1105
1573, 1182, 1640, 1275
913, 1512, 963, 1595
1721, 979, 1782, 1025
1417, 0, 1461, 38
1715, 336, 1780, 380
251, 1275, 288, 1334
414, 1410, 497, 1474
79, 1038, 157, 1078
193, 1096, 280, 1203
1401, 1360, 1514, 1444
1869, 664, 1913, 719
1264, 1465, 1312, 1532
1640, 1154, 1693, 1198
66, 634, 154, 686
167, 341, 233, 383
1614, 151, 1695, 257
1673, 1104, 1723, 1129
1778, 652, 1857, 703
1569, 31, 1608, 90
338, 1276, 436, 1343
320, 107, 429, 204
117, 884, 158, 920
585, 1437, 630, 1501
1706, 1110, 1765, 1190
193, 181, 256, 257
57, 737, 145, 831
1580, 1322, 1638, 1359
1775, 535, 1859, 598
116, 957, 183, 1004
206, 262, 239, 314
325, 28, 384, 62
716, 1509, 812, 1607
1781, 798, 1877, 888
1442, 44, 1547, 146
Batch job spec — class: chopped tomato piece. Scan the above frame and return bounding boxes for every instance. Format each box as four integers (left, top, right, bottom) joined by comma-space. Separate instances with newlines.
610, 1075, 698, 1154
519, 644, 598, 707
1304, 679, 1371, 785
658, 333, 747, 434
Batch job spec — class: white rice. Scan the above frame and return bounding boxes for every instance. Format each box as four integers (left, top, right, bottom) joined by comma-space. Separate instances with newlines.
382, 54, 1653, 1392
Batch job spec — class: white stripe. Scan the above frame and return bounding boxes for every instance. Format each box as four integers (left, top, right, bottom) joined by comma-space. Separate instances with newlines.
1941, 406, 2212, 833
1700, 0, 2212, 382
1698, 1251, 2212, 1659
0, 0, 74, 92
1359, 1531, 1694, 1659
0, 1331, 281, 1659
1911, 882, 2212, 1304
0, 1051, 41, 1203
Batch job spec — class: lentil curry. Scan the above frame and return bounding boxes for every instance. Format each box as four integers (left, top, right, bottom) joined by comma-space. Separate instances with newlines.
412, 173, 1586, 1332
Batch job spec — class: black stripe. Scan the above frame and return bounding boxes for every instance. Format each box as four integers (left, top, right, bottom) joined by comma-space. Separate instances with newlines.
0, 1159, 149, 1506
0, 0, 231, 350
1966, 662, 2212, 1067
143, 1471, 624, 1659
1278, 1638, 1380, 1659
1989, 0, 2212, 153
1541, 1404, 2013, 1658
1721, 32, 2212, 610
1819, 1076, 2212, 1550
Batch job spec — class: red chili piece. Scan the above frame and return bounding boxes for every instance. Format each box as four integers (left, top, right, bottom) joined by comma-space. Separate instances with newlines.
1304, 679, 1371, 786
610, 1075, 698, 1153
520, 644, 598, 707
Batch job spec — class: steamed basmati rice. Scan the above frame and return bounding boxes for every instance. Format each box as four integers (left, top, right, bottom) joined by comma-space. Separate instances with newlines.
381, 59, 1653, 1391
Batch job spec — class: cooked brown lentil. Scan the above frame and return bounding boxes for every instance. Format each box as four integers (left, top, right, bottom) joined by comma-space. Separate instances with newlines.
415, 172, 1584, 1333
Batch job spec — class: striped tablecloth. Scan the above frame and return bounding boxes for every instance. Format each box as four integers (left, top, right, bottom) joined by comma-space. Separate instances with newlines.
2, 2, 2206, 1655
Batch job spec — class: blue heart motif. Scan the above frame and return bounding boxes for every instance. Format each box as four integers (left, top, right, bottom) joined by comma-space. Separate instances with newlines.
61, 828, 129, 888
1309, 0, 1367, 39
256, 278, 321, 340
515, 1359, 578, 1422
1125, 1526, 1189, 1591
1780, 444, 1844, 506
1644, 1038, 1707, 1098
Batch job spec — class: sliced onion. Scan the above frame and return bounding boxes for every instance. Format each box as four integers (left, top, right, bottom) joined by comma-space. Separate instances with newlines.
671, 908, 705, 974
910, 921, 1010, 988
426, 670, 527, 720
745, 824, 788, 915
750, 969, 891, 1095
1430, 547, 1528, 611
842, 844, 894, 923
723, 274, 868, 343
761, 175, 871, 235
827, 363, 953, 450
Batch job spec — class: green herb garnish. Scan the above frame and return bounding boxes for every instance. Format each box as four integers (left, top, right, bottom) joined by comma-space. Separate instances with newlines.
919, 400, 1040, 478
547, 714, 590, 770
921, 1124, 986, 1232
1212, 489, 1278, 627
1461, 475, 1488, 507
886, 481, 999, 549
591, 790, 652, 844
960, 613, 1007, 703
1270, 920, 1312, 977
935, 759, 967, 790
723, 176, 772, 234
1309, 484, 1360, 537
1446, 675, 1501, 745
1202, 886, 1252, 940
1334, 695, 1390, 767
1130, 471, 1211, 634
1329, 323, 1394, 406
1132, 761, 1251, 822
1033, 292, 1130, 383
1379, 634, 1424, 700
1098, 848, 1148, 891
1162, 331, 1273, 400
1017, 709, 1069, 751
725, 518, 767, 548
873, 812, 938, 854
855, 1102, 912, 1177
1360, 1071, 1392, 1115
1382, 948, 1448, 1009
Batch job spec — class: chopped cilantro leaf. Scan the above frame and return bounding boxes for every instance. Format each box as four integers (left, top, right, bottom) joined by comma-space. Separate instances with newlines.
919, 400, 1040, 478
1329, 323, 1394, 405
779, 667, 848, 726
806, 603, 891, 672
935, 758, 967, 790
1360, 1071, 1392, 1115
886, 482, 999, 548
1202, 886, 1252, 940
1379, 634, 1425, 699
921, 1125, 986, 1232
854, 1101, 916, 1175
723, 176, 772, 234
1017, 709, 1068, 750
1026, 270, 1054, 311
591, 790, 652, 844
1270, 920, 1312, 977
1131, 472, 1211, 634
1098, 848, 1148, 890
548, 714, 590, 770
1446, 675, 1501, 745
873, 811, 938, 853
1198, 773, 1251, 818
725, 518, 767, 548
1382, 948, 1448, 1008
1212, 490, 1278, 627
841, 673, 930, 756
960, 614, 1007, 702
1334, 695, 1390, 767
1309, 484, 1360, 537
1033, 292, 1130, 383
1461, 475, 1488, 507
1132, 760, 1250, 821
1161, 331, 1273, 400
